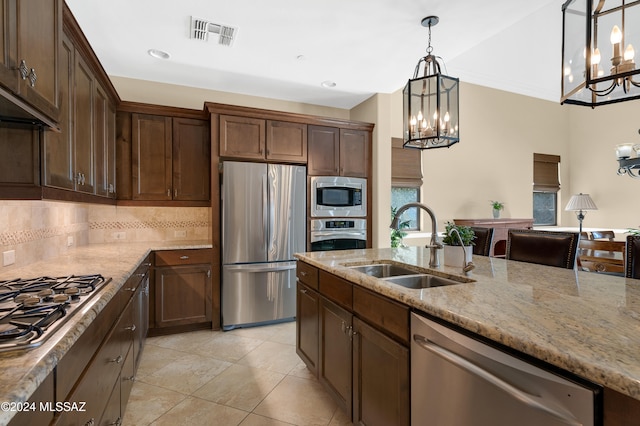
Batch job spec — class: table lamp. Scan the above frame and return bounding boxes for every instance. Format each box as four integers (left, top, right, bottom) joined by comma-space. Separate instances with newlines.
565, 193, 598, 234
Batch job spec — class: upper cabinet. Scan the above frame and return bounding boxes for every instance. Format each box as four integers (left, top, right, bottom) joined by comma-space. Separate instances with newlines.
219, 114, 307, 163
117, 104, 211, 205
0, 0, 61, 126
42, 8, 118, 199
308, 125, 369, 177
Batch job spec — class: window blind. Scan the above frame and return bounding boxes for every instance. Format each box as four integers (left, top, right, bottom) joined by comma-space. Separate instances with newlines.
533, 153, 560, 192
391, 138, 422, 187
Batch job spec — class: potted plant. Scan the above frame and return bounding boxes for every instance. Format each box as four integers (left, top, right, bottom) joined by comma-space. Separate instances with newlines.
490, 200, 504, 218
391, 206, 410, 248
442, 222, 475, 267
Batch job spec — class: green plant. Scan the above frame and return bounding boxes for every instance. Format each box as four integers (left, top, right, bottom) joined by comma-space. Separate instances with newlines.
390, 206, 410, 248
490, 200, 504, 210
441, 222, 475, 246
626, 228, 640, 235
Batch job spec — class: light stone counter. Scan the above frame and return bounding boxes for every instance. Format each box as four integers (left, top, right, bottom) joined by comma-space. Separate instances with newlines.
0, 241, 212, 425
295, 246, 640, 402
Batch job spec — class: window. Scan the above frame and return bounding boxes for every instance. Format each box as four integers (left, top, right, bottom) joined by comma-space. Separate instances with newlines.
391, 138, 422, 230
533, 153, 560, 226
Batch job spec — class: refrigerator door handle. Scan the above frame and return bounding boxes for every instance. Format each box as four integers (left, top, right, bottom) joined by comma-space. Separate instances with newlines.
262, 175, 268, 254
224, 264, 297, 273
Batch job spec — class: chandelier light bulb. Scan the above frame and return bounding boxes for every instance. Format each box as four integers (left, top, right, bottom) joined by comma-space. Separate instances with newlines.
591, 48, 601, 65
624, 44, 635, 61
611, 25, 623, 44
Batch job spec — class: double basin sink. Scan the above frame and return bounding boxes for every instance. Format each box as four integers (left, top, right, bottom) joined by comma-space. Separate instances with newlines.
346, 262, 473, 289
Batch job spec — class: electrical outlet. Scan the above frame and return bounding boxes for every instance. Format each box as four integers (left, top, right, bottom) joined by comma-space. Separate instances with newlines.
112, 232, 126, 240
174, 230, 187, 238
67, 236, 74, 247
3, 250, 15, 266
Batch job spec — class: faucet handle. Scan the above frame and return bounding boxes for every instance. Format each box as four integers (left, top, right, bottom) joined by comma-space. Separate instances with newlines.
426, 242, 443, 249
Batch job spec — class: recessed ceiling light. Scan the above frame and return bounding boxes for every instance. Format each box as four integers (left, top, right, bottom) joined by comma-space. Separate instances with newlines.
321, 80, 336, 88
148, 49, 171, 60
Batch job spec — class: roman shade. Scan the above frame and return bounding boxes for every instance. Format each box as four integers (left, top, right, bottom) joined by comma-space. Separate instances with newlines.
533, 153, 560, 192
392, 138, 423, 187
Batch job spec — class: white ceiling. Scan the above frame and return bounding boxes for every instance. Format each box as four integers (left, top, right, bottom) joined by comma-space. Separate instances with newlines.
65, 0, 563, 110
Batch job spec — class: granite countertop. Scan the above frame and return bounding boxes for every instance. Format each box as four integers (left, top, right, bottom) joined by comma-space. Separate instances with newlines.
295, 246, 640, 402
0, 241, 212, 425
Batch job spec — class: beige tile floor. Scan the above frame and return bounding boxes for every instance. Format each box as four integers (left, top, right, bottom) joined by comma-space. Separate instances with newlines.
123, 321, 352, 426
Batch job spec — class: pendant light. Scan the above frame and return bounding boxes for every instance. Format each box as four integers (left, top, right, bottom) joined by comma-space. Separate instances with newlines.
561, 0, 640, 107
403, 16, 460, 149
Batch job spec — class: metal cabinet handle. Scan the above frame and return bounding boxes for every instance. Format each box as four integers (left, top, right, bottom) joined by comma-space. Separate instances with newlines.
109, 417, 122, 426
19, 60, 29, 79
110, 355, 123, 364
28, 68, 37, 87
300, 288, 308, 294
124, 375, 136, 382
167, 189, 171, 197
180, 255, 189, 260
125, 324, 136, 332
84, 418, 95, 426
174, 189, 178, 198
124, 287, 136, 292
300, 271, 307, 276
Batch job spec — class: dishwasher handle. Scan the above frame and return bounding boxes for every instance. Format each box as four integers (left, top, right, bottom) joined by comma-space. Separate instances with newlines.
413, 334, 581, 426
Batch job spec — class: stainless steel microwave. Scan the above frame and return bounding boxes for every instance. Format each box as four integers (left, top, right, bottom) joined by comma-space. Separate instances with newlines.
310, 176, 367, 217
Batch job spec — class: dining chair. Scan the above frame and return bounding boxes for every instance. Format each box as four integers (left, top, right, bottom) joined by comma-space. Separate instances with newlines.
578, 239, 625, 276
506, 229, 579, 269
590, 230, 616, 241
625, 235, 640, 279
471, 227, 493, 256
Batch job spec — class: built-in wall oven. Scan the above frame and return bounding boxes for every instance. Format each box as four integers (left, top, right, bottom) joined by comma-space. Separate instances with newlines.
311, 176, 366, 217
310, 218, 366, 251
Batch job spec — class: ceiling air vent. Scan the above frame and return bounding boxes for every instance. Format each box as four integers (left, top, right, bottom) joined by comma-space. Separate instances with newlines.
190, 17, 237, 46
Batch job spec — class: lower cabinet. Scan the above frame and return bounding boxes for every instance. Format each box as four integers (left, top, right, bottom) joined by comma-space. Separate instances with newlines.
53, 256, 150, 426
296, 261, 410, 425
151, 249, 213, 332
7, 373, 54, 426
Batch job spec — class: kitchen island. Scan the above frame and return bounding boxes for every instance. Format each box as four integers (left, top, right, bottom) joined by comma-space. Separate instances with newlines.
295, 246, 640, 422
0, 241, 211, 426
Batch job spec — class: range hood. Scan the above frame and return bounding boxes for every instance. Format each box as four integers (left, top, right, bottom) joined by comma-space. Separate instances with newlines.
0, 85, 59, 130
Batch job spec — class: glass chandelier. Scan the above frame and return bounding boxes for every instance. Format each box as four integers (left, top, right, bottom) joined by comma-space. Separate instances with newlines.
403, 16, 460, 149
561, 0, 640, 107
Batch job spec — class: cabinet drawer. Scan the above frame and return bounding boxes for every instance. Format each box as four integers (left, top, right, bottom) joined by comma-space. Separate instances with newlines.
319, 270, 352, 310
353, 286, 409, 344
297, 261, 319, 290
155, 249, 212, 266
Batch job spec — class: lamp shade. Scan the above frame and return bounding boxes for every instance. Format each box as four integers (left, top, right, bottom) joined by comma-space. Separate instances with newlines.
565, 193, 598, 211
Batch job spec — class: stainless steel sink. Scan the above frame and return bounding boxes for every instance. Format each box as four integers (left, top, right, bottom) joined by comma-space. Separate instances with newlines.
348, 263, 418, 278
383, 274, 463, 289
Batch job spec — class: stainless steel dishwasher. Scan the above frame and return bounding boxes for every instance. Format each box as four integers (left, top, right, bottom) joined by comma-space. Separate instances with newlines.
411, 313, 599, 426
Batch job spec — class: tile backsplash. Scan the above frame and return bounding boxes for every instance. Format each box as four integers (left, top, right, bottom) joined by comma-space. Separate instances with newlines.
0, 200, 211, 272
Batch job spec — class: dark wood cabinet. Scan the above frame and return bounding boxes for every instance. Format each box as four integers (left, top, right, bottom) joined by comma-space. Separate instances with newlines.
296, 281, 319, 375
0, 0, 61, 124
172, 117, 210, 201
6, 372, 54, 426
0, 124, 40, 197
153, 249, 213, 330
308, 125, 369, 177
296, 260, 410, 425
352, 317, 409, 426
319, 296, 353, 417
129, 113, 210, 202
219, 115, 307, 163
266, 120, 307, 162
73, 51, 95, 194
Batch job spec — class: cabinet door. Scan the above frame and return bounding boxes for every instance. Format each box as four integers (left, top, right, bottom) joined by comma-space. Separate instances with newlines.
132, 113, 172, 200
173, 117, 210, 201
296, 282, 319, 375
339, 129, 369, 177
94, 83, 108, 196
74, 53, 95, 194
16, 0, 60, 120
307, 125, 339, 175
155, 264, 212, 328
319, 297, 352, 417
0, 124, 39, 185
6, 372, 54, 426
219, 115, 265, 160
352, 317, 409, 426
43, 32, 73, 190
107, 101, 116, 197
0, 0, 18, 94
266, 120, 307, 163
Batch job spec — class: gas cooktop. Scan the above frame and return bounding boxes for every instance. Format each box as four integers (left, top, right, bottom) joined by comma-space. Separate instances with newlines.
0, 274, 111, 352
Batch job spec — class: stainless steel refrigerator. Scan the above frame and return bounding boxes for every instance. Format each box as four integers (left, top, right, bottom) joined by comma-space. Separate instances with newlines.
221, 161, 306, 330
